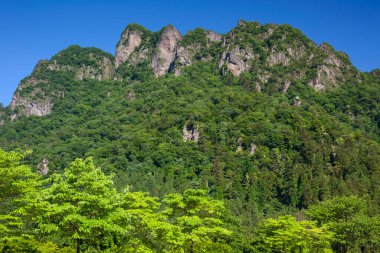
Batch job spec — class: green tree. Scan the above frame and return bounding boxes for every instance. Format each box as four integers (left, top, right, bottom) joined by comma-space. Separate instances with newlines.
116, 191, 183, 252
33, 157, 124, 253
254, 215, 333, 253
0, 149, 40, 247
307, 196, 380, 253
162, 189, 232, 253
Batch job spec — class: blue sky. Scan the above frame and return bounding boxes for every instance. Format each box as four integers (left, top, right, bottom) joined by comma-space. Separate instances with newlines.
1, 0, 379, 106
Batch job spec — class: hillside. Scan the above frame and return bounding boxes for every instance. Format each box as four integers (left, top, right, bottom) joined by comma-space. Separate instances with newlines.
0, 20, 379, 252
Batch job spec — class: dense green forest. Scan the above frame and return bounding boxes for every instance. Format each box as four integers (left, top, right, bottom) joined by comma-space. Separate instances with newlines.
0, 21, 380, 252
1, 149, 379, 252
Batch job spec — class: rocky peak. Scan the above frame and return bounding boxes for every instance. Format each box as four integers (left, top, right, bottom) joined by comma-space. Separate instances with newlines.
151, 25, 182, 76
9, 46, 115, 118
115, 24, 147, 68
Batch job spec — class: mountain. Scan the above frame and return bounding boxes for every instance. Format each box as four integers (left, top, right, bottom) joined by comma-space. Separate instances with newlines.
3, 21, 361, 120
0, 20, 379, 228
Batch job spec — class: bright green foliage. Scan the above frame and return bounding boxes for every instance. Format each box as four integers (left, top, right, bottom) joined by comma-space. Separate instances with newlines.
254, 215, 333, 253
307, 196, 380, 253
0, 149, 39, 244
33, 157, 124, 252
115, 191, 183, 252
162, 189, 233, 252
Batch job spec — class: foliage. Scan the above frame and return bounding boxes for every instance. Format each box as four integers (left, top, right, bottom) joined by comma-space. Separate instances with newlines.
253, 215, 333, 253
162, 189, 233, 252
307, 196, 380, 253
31, 157, 123, 252
0, 149, 39, 243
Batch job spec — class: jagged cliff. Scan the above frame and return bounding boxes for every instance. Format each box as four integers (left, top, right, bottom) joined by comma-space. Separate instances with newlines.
6, 20, 360, 119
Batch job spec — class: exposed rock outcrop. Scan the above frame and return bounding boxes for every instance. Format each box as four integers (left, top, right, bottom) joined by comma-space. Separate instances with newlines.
236, 137, 244, 153
115, 28, 143, 68
249, 143, 257, 156
37, 158, 49, 175
151, 25, 182, 76
293, 96, 301, 107
267, 49, 290, 66
219, 46, 255, 76
10, 94, 52, 117
206, 30, 222, 42
282, 80, 291, 94
183, 123, 199, 142
75, 56, 114, 81
308, 43, 358, 91
127, 91, 136, 100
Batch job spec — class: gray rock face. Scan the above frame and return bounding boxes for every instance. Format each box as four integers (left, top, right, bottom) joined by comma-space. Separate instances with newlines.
219, 46, 255, 76
10, 94, 52, 117
293, 96, 301, 106
175, 46, 194, 70
249, 143, 257, 156
10, 77, 52, 117
151, 25, 182, 76
308, 42, 356, 91
183, 123, 199, 142
127, 91, 136, 100
38, 158, 49, 175
75, 56, 114, 81
282, 80, 291, 93
236, 137, 244, 153
268, 49, 290, 66
206, 30, 222, 42
115, 29, 143, 68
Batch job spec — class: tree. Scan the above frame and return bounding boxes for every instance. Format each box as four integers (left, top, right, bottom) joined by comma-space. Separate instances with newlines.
254, 215, 333, 253
307, 196, 380, 253
33, 157, 124, 253
115, 191, 183, 252
162, 189, 233, 253
0, 149, 40, 247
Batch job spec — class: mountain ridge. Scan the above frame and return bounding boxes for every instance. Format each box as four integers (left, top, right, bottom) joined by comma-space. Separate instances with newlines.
1, 20, 361, 119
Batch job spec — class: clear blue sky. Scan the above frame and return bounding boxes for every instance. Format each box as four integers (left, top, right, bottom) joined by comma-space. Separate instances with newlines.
1, 0, 379, 106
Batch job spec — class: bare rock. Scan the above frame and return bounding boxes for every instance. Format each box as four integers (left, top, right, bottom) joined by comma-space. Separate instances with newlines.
115, 29, 143, 68
287, 47, 305, 60
10, 94, 52, 117
75, 56, 114, 81
219, 46, 255, 76
293, 96, 301, 107
236, 137, 244, 153
151, 25, 182, 76
37, 158, 49, 175
308, 65, 342, 91
249, 143, 257, 156
282, 80, 291, 94
175, 46, 194, 71
47, 61, 75, 71
127, 91, 136, 100
183, 123, 199, 142
268, 49, 290, 66
255, 83, 261, 92
10, 114, 17, 121
206, 30, 222, 42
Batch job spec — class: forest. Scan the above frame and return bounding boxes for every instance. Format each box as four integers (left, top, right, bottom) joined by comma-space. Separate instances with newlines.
1, 149, 379, 252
